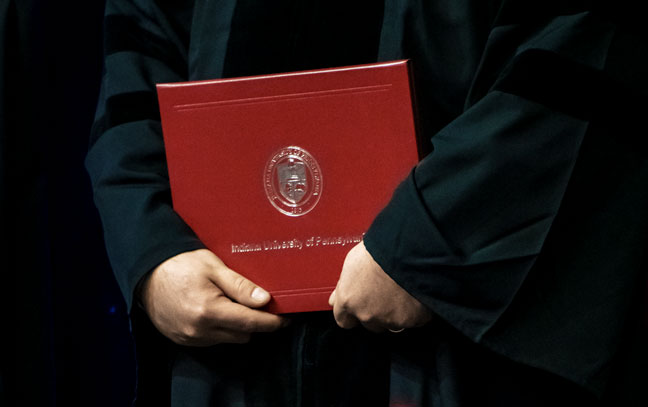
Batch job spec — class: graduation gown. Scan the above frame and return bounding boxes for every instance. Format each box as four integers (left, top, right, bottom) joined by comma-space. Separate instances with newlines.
85, 0, 648, 405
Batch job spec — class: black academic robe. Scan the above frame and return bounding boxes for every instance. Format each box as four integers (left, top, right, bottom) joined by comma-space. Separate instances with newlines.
86, 0, 648, 406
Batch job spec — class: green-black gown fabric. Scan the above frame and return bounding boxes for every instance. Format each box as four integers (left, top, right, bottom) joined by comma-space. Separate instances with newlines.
85, 0, 648, 406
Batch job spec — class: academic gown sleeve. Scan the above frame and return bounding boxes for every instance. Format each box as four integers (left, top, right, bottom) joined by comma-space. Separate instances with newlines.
365, 1, 648, 395
85, 0, 203, 311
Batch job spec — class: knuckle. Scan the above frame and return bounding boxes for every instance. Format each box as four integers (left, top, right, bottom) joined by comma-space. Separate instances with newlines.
334, 314, 350, 328
188, 304, 210, 326
239, 316, 258, 333
174, 335, 192, 346
234, 275, 250, 296
337, 295, 362, 317
337, 316, 356, 330
356, 311, 376, 325
176, 325, 200, 344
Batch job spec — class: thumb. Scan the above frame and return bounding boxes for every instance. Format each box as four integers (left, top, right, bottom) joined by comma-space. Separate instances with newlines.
328, 289, 336, 306
211, 266, 271, 308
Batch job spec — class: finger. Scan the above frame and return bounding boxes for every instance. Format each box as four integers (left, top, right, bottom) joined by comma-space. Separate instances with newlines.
361, 321, 387, 333
208, 299, 288, 333
332, 303, 360, 329
209, 265, 271, 308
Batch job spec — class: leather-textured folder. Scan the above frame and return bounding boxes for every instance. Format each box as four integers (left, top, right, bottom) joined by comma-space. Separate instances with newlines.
158, 60, 419, 313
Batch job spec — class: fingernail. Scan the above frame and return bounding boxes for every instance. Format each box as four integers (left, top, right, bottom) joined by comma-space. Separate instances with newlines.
251, 287, 269, 302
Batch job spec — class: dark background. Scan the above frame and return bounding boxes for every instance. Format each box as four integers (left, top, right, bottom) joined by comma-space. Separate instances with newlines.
1, 1, 137, 405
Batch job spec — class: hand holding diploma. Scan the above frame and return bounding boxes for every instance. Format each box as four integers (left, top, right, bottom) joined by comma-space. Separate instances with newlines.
329, 242, 433, 332
140, 249, 288, 346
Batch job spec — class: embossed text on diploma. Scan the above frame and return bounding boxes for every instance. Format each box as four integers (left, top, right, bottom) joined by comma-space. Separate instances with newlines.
231, 234, 364, 254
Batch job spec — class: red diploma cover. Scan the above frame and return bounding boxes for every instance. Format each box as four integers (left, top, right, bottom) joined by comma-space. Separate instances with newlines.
157, 60, 420, 313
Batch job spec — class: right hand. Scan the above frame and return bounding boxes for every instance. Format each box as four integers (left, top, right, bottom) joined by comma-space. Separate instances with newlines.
140, 248, 288, 346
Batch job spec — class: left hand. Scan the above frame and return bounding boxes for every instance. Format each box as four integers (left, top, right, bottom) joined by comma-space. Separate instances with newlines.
328, 241, 433, 332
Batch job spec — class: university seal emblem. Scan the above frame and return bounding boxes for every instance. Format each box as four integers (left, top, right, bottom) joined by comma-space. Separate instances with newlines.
264, 146, 322, 217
